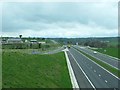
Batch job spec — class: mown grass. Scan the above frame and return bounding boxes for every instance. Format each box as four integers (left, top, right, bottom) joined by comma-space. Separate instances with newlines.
91, 47, 120, 59
2, 50, 72, 88
73, 47, 120, 78
0, 48, 2, 90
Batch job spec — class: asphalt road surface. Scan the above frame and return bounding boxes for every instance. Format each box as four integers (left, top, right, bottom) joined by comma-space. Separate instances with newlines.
73, 45, 120, 70
67, 47, 120, 89
44, 46, 64, 54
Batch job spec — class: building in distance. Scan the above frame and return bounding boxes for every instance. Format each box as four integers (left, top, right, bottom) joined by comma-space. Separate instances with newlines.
7, 38, 23, 44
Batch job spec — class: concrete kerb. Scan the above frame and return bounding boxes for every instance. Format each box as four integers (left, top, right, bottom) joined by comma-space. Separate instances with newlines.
64, 49, 79, 88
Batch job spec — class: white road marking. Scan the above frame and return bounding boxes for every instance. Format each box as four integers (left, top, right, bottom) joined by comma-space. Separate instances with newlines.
99, 74, 101, 77
64, 51, 79, 88
78, 45, 120, 61
62, 48, 69, 52
72, 47, 120, 80
105, 80, 108, 83
89, 47, 120, 61
69, 51, 96, 90
77, 47, 119, 70
94, 70, 96, 72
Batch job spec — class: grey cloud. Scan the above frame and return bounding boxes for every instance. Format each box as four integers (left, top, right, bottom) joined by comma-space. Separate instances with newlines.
2, 2, 118, 37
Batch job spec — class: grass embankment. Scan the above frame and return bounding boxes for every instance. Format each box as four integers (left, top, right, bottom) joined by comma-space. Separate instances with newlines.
73, 47, 120, 78
91, 47, 120, 59
2, 50, 72, 88
0, 48, 2, 89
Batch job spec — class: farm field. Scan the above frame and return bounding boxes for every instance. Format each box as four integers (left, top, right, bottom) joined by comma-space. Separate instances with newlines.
92, 47, 120, 59
2, 49, 72, 88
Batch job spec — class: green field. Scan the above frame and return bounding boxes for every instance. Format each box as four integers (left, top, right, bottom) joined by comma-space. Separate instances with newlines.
91, 47, 119, 59
0, 49, 2, 89
2, 50, 72, 88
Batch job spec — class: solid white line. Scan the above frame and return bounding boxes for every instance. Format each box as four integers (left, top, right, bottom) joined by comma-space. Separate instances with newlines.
72, 47, 120, 80
88, 47, 120, 61
84, 46, 120, 67
69, 51, 96, 89
81, 45, 120, 61
64, 51, 79, 88
103, 53, 120, 61
78, 47, 119, 70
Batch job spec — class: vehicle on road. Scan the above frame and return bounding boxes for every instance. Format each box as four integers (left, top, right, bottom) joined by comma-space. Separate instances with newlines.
93, 51, 97, 54
67, 45, 71, 49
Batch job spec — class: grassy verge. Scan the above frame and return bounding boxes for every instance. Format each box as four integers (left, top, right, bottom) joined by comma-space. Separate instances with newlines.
2, 50, 72, 88
73, 47, 120, 78
90, 47, 120, 59
0, 48, 2, 90
2, 45, 62, 54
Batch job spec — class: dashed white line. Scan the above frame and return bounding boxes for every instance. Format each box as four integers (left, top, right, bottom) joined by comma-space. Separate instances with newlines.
78, 47, 119, 70
94, 70, 96, 72
105, 80, 108, 83
69, 51, 96, 90
72, 47, 120, 80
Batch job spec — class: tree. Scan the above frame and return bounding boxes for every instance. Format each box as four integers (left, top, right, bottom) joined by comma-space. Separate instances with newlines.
30, 43, 32, 48
42, 38, 45, 40
19, 35, 22, 38
38, 43, 41, 48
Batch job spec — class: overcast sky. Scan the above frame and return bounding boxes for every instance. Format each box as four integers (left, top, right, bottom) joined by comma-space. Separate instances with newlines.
1, 1, 118, 38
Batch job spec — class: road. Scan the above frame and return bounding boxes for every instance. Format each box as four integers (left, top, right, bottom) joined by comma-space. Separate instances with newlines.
67, 47, 120, 89
73, 45, 120, 70
51, 40, 58, 44
44, 46, 64, 54
31, 46, 64, 55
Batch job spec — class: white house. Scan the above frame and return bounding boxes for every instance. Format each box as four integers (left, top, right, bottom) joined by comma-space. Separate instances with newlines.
38, 41, 46, 44
30, 40, 38, 44
7, 38, 23, 44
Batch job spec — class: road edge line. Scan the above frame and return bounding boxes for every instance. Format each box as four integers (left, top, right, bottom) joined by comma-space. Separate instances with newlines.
73, 47, 120, 80
64, 51, 79, 88
102, 53, 120, 61
88, 46, 120, 60
78, 47, 119, 70
68, 51, 96, 89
